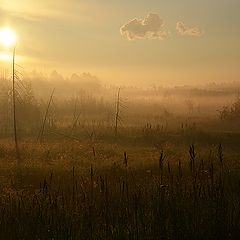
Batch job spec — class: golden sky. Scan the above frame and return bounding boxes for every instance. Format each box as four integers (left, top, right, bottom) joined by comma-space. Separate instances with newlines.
0, 0, 240, 86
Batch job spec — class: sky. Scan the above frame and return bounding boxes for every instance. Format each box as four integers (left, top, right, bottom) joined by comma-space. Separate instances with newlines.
0, 0, 240, 86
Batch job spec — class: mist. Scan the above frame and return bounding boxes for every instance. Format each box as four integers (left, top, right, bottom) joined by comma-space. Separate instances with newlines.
0, 1, 240, 238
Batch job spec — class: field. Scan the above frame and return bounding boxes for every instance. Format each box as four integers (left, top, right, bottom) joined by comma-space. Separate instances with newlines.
0, 77, 240, 239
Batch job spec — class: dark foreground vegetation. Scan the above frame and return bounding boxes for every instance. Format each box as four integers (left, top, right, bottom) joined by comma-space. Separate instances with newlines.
0, 138, 240, 240
0, 75, 240, 239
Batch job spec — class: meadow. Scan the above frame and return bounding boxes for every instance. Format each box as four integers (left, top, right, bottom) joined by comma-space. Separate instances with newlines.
0, 76, 240, 239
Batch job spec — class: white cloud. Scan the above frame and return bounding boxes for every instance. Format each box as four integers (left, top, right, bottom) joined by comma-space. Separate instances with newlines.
176, 22, 204, 37
120, 13, 169, 40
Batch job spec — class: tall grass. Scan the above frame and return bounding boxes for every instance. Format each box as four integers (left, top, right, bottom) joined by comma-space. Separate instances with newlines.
0, 144, 239, 239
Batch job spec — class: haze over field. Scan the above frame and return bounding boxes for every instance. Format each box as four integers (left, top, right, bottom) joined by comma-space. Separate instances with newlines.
0, 0, 240, 86
1, 2, 240, 239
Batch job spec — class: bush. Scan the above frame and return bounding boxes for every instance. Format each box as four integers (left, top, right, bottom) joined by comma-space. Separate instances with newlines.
218, 95, 240, 120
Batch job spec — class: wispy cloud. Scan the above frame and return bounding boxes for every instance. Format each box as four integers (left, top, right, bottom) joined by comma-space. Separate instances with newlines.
176, 22, 204, 37
1, 1, 57, 22
120, 13, 169, 40
0, 0, 103, 24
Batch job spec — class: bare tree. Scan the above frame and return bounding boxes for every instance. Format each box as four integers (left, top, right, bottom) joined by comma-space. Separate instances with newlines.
115, 88, 121, 138
37, 88, 55, 143
12, 47, 21, 163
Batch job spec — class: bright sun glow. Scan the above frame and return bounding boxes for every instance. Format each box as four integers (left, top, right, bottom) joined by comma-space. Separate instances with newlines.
0, 27, 16, 47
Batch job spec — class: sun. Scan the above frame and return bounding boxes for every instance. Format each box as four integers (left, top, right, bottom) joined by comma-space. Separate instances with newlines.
0, 27, 17, 47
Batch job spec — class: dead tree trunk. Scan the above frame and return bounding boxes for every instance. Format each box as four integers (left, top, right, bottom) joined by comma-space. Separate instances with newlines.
115, 88, 121, 138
